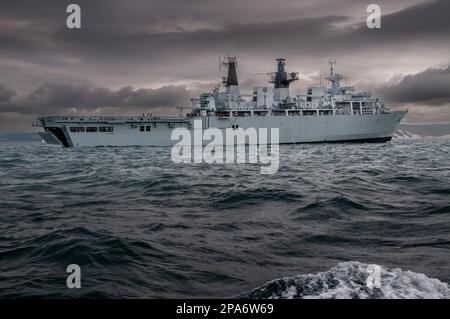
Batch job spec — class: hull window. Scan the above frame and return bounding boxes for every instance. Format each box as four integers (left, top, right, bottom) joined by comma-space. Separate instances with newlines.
99, 127, 114, 132
69, 127, 85, 133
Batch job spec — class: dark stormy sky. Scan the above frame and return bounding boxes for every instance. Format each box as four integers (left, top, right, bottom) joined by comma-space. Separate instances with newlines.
0, 0, 449, 132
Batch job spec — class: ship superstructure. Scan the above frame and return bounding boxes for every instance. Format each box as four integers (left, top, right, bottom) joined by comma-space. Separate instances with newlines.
35, 57, 407, 147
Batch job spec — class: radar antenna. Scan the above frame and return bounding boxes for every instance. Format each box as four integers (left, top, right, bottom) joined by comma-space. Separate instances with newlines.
267, 58, 299, 88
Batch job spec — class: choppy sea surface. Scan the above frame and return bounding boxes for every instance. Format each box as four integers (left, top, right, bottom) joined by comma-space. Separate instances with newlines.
0, 139, 449, 298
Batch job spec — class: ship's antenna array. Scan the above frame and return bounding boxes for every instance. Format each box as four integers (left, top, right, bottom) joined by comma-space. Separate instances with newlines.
267, 58, 299, 88
325, 58, 346, 93
328, 58, 336, 77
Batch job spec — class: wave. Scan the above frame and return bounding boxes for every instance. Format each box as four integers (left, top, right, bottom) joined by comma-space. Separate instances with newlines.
209, 188, 302, 209
240, 261, 450, 299
2, 141, 450, 298
0, 227, 165, 267
393, 130, 426, 139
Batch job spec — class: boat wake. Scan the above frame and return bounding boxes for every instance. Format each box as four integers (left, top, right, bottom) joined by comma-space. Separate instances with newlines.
240, 262, 450, 299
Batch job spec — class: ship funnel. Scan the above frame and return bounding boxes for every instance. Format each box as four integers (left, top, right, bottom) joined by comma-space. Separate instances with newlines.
220, 55, 239, 95
220, 56, 239, 87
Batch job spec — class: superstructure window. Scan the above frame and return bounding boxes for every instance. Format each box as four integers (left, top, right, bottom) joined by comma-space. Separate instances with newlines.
86, 127, 98, 132
140, 126, 145, 132
69, 127, 85, 133
146, 126, 151, 132
99, 126, 114, 132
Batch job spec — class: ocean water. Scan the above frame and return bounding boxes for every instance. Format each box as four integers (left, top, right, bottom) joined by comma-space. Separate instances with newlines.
0, 139, 449, 298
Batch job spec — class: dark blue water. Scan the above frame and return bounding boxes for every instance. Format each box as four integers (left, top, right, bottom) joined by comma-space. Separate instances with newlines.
0, 139, 449, 298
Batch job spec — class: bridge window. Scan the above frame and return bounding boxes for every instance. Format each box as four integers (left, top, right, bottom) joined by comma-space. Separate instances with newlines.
69, 127, 85, 132
146, 126, 151, 132
86, 127, 98, 132
140, 126, 145, 132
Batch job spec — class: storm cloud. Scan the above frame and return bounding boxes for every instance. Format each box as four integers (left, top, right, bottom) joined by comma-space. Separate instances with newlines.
378, 65, 450, 106
3, 0, 450, 67
0, 84, 192, 115
0, 85, 16, 102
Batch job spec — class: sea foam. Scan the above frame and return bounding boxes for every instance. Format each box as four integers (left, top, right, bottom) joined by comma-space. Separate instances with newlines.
240, 261, 450, 299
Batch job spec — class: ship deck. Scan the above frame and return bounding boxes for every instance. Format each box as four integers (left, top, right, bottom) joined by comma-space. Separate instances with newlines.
35, 116, 190, 126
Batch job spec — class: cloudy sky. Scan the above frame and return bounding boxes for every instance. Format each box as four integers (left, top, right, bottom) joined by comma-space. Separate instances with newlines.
0, 0, 449, 132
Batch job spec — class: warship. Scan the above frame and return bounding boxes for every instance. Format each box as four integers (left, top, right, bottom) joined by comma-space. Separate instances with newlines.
34, 57, 407, 147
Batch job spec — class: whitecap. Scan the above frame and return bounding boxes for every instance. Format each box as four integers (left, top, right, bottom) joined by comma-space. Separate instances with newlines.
241, 261, 450, 299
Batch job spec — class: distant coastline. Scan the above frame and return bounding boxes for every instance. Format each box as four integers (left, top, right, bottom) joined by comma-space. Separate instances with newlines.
0, 132, 41, 143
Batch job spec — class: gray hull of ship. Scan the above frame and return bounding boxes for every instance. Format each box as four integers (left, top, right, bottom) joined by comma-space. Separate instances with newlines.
53, 112, 406, 147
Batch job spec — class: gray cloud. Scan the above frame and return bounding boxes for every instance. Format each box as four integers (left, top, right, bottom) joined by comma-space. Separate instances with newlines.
0, 85, 16, 102
377, 65, 450, 105
1, 0, 447, 95
0, 84, 191, 115
3, 0, 447, 60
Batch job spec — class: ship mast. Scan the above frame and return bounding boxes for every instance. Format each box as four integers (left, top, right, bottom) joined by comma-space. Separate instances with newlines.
268, 58, 299, 102
325, 59, 346, 94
